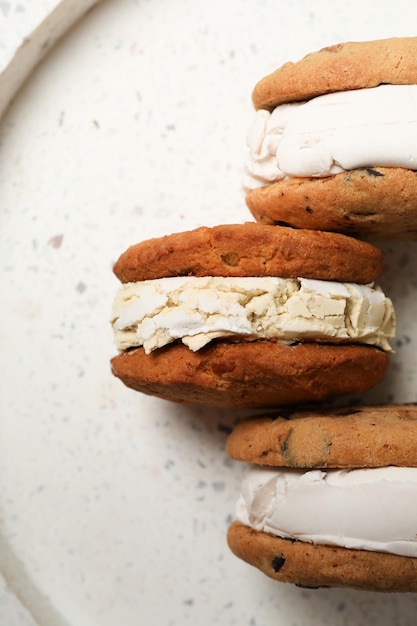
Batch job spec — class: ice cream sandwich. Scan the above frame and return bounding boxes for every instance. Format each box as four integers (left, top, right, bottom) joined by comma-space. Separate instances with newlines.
110, 222, 394, 408
227, 405, 417, 591
245, 37, 417, 240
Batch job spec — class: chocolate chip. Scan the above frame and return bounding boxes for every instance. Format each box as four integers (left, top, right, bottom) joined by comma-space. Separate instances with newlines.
280, 430, 293, 461
271, 556, 286, 572
305, 206, 313, 213
363, 167, 384, 177
221, 252, 240, 267
260, 448, 273, 458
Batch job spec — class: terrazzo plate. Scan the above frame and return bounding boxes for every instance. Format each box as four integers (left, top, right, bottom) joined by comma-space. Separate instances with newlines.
1, 1, 417, 625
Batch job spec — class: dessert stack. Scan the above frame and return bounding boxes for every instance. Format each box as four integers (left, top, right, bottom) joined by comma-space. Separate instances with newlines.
110, 37, 417, 590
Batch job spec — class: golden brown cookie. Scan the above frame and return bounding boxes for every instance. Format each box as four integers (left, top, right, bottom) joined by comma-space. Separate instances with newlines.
227, 521, 417, 592
113, 222, 383, 284
111, 223, 391, 408
111, 341, 389, 408
252, 37, 417, 110
246, 167, 417, 240
227, 405, 417, 467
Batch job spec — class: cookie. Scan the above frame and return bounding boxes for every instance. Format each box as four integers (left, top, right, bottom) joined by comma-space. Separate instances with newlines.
227, 521, 417, 592
110, 223, 394, 408
245, 37, 417, 240
227, 405, 417, 467
110, 341, 388, 408
226, 405, 417, 591
246, 167, 417, 240
252, 37, 417, 110
113, 222, 383, 284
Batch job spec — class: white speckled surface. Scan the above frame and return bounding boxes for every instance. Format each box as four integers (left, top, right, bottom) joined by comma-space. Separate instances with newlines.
1, 1, 417, 624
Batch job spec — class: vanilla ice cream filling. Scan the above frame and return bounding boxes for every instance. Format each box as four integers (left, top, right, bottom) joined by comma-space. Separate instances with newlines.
111, 276, 395, 354
245, 84, 417, 188
237, 466, 417, 557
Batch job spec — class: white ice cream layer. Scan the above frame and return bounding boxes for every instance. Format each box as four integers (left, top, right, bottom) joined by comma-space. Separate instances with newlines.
111, 276, 395, 354
236, 466, 417, 557
245, 84, 417, 188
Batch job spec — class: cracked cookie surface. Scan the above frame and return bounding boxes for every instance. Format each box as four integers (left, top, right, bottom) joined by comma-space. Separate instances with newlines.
227, 405, 417, 467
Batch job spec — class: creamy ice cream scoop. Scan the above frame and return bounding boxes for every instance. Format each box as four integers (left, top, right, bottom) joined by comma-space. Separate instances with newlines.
111, 275, 395, 354
245, 84, 417, 188
237, 465, 417, 557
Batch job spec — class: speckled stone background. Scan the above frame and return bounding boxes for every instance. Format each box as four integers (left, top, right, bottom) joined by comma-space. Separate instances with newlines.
1, 1, 417, 625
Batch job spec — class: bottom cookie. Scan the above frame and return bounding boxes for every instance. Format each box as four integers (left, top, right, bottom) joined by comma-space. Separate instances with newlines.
227, 521, 417, 592
246, 167, 417, 240
111, 340, 388, 408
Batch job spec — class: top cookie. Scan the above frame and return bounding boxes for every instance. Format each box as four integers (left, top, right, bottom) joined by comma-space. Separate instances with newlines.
226, 405, 417, 469
252, 37, 417, 110
113, 222, 383, 284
